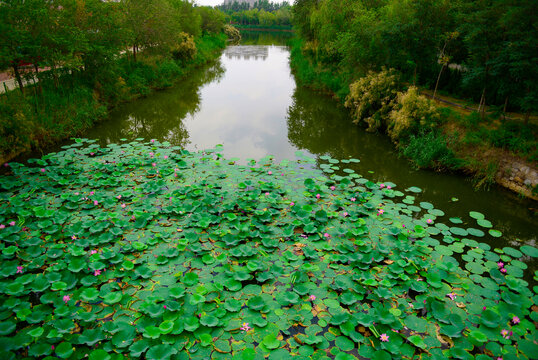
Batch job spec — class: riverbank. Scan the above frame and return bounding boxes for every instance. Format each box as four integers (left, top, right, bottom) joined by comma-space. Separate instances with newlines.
0, 34, 226, 165
288, 39, 538, 200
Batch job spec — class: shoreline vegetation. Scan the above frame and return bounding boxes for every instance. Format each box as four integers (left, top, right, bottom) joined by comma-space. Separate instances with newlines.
288, 0, 538, 200
0, 0, 228, 165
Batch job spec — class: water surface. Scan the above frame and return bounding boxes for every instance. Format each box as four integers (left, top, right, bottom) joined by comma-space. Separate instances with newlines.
82, 32, 536, 269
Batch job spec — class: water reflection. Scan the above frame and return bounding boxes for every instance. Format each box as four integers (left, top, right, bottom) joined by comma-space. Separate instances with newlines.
225, 46, 269, 61
286, 85, 537, 257
85, 61, 225, 148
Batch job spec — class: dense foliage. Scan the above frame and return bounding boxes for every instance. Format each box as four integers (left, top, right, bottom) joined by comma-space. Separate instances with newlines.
218, 1, 292, 28
0, 139, 536, 360
292, 0, 538, 118
0, 0, 227, 159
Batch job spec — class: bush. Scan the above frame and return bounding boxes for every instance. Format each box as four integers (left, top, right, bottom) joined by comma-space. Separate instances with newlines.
387, 86, 440, 142
223, 25, 241, 41
0, 95, 35, 155
172, 32, 197, 62
344, 68, 401, 131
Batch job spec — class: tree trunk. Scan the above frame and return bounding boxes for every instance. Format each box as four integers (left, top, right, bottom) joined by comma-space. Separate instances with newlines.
433, 64, 445, 101
480, 88, 486, 120
12, 63, 24, 95
33, 62, 42, 93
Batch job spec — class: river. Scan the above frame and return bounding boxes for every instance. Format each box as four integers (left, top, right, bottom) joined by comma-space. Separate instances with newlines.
78, 32, 536, 272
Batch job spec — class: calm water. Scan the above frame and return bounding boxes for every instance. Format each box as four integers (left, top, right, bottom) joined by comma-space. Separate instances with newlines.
81, 32, 536, 270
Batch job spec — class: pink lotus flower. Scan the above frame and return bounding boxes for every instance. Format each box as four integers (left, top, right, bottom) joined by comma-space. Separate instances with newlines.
380, 184, 385, 188
121, 204, 126, 208
90, 250, 97, 255
512, 316, 520, 325
265, 192, 269, 196
149, 152, 154, 157
387, 186, 392, 189
351, 197, 356, 202
90, 191, 95, 196
377, 209, 384, 216
9, 221, 16, 226
90, 152, 95, 156
117, 195, 122, 199
342, 212, 348, 217
71, 235, 76, 240
324, 233, 330, 238
163, 305, 167, 309
40, 168, 45, 172
316, 194, 320, 199
426, 219, 433, 224
16, 266, 23, 274
447, 293, 456, 300
51, 345, 55, 350
93, 200, 98, 206
63, 295, 70, 304
152, 163, 156, 167
309, 295, 316, 301
330, 186, 335, 190
501, 329, 510, 339
268, 171, 272, 175
94, 270, 101, 276
151, 139, 155, 143
164, 155, 168, 159
498, 262, 504, 268
240, 322, 251, 332
380, 333, 389, 342
0, 225, 4, 229
501, 268, 507, 274
290, 202, 294, 206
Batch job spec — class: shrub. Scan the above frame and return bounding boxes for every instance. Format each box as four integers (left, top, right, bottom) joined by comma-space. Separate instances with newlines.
387, 86, 440, 142
223, 25, 241, 41
0, 95, 35, 155
344, 68, 401, 131
172, 32, 197, 62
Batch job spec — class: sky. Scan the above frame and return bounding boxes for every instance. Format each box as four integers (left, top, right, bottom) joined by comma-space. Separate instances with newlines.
195, 0, 224, 6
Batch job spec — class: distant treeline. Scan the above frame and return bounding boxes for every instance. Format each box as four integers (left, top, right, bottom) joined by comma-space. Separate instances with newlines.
293, 0, 538, 117
0, 0, 227, 159
218, 1, 292, 27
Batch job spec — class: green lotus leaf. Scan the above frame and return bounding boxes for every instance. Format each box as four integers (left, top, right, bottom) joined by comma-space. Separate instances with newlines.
143, 326, 161, 339
159, 320, 174, 334
103, 292, 122, 305
129, 339, 150, 357
55, 342, 74, 359
184, 316, 200, 332
224, 298, 242, 312
407, 335, 426, 349
146, 344, 177, 360
80, 288, 100, 302
248, 296, 266, 311
263, 334, 281, 350
88, 349, 111, 360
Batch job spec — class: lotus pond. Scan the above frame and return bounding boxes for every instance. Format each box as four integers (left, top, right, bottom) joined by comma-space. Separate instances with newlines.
0, 139, 537, 360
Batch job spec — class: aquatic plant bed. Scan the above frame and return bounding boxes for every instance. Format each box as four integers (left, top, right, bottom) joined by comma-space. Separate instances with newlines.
0, 139, 536, 360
